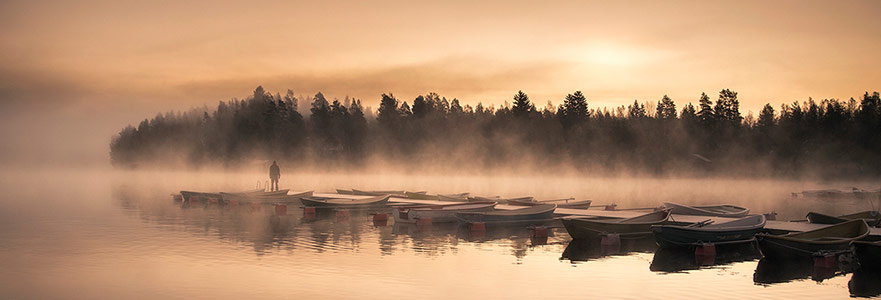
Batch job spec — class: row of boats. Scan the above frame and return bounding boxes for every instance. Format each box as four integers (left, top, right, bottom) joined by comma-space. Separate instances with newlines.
178, 188, 881, 266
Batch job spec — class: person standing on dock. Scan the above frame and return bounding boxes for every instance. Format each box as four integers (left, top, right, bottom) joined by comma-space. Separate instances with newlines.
269, 161, 280, 191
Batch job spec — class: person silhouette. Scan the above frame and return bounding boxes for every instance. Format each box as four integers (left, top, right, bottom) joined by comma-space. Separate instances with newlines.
269, 161, 280, 191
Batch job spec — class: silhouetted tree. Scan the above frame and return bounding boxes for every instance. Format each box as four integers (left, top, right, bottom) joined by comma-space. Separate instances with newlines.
512, 90, 535, 117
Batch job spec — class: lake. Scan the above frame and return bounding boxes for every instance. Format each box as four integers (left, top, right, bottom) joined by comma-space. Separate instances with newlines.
1, 168, 879, 299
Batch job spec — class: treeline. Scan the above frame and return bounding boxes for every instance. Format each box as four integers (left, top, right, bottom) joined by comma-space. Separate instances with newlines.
110, 86, 881, 177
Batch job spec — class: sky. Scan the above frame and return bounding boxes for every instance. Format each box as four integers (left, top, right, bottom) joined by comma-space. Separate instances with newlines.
1, 0, 880, 165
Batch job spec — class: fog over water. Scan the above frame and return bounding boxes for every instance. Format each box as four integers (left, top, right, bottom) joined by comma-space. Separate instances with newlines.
1, 164, 879, 299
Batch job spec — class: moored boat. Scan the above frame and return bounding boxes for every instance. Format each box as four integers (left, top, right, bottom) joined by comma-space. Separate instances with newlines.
404, 192, 470, 200
652, 214, 767, 248
806, 211, 881, 227
455, 204, 557, 223
404, 192, 438, 200
508, 198, 592, 209
465, 196, 500, 202
439, 194, 470, 202
392, 201, 497, 223
663, 202, 750, 218
562, 209, 673, 240
300, 194, 391, 207
352, 189, 406, 197
220, 190, 314, 203
756, 219, 869, 260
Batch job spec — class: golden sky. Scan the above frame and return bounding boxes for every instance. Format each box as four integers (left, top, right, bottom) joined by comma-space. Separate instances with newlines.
2, 0, 881, 164
3, 0, 881, 112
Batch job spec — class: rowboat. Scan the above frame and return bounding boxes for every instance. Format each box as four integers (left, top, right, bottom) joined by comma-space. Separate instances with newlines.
455, 204, 557, 223
756, 219, 869, 260
806, 211, 881, 226
465, 196, 500, 202
652, 214, 766, 248
854, 240, 881, 269
224, 188, 285, 196
439, 194, 470, 202
798, 188, 880, 200
220, 190, 314, 203
562, 209, 673, 240
404, 192, 438, 200
663, 202, 750, 218
352, 189, 406, 197
404, 192, 469, 200
300, 194, 391, 207
392, 201, 497, 223
508, 198, 592, 209
336, 189, 354, 194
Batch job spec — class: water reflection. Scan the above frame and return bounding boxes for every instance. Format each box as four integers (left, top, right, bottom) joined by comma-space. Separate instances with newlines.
112, 184, 570, 259
753, 258, 845, 284
650, 242, 762, 273
849, 269, 881, 298
561, 236, 657, 262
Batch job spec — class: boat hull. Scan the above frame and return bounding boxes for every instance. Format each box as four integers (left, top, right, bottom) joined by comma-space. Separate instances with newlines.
455, 204, 556, 223
663, 202, 750, 218
392, 203, 496, 223
563, 219, 660, 239
653, 225, 765, 248
300, 195, 391, 207
756, 220, 869, 260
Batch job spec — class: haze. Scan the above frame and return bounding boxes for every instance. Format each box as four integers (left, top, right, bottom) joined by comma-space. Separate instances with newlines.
1, 0, 881, 166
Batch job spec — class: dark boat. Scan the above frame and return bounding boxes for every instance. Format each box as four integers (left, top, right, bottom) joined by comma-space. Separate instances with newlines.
404, 192, 470, 200
392, 201, 497, 223
756, 219, 870, 260
562, 209, 673, 240
806, 211, 881, 227
300, 194, 391, 207
854, 240, 881, 269
508, 198, 593, 209
455, 204, 557, 223
663, 202, 750, 218
352, 189, 406, 197
652, 214, 766, 248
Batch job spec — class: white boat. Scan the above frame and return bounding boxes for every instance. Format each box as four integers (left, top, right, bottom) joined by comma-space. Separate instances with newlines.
663, 202, 749, 218
392, 201, 498, 223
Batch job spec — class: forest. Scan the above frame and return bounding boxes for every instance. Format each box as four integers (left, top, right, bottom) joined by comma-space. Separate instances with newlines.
109, 86, 881, 178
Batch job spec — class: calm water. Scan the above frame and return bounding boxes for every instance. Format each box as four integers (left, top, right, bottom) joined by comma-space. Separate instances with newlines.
1, 168, 879, 299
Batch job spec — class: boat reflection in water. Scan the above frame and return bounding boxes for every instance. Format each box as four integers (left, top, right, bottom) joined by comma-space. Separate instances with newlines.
849, 269, 881, 298
650, 242, 762, 272
561, 236, 658, 262
753, 257, 847, 284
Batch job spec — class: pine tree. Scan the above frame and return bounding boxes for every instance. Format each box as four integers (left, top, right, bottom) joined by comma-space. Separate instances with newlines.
656, 95, 677, 119
512, 90, 535, 117
697, 92, 714, 125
